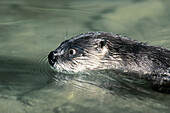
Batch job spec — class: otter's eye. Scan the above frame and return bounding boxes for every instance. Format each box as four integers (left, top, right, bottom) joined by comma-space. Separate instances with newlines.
69, 49, 76, 56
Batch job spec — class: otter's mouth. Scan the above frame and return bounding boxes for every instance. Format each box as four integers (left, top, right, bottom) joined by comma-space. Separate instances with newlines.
48, 51, 56, 66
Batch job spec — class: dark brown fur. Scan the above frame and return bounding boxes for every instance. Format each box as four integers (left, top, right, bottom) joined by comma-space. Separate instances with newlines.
48, 32, 170, 93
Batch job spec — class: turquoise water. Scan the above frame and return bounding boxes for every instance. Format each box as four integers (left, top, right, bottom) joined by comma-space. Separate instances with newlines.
1, 0, 170, 113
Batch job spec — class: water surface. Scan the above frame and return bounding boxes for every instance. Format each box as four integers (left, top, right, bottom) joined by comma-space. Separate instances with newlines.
1, 0, 170, 113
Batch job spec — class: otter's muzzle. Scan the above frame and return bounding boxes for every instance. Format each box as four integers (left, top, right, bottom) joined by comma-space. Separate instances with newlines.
48, 51, 57, 66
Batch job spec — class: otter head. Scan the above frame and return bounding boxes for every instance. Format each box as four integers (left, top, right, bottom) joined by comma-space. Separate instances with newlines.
48, 32, 109, 72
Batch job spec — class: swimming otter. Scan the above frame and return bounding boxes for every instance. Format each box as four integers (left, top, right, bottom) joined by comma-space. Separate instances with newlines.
48, 32, 170, 92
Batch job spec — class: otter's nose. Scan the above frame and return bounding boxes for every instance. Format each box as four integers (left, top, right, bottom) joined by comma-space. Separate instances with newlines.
48, 51, 57, 66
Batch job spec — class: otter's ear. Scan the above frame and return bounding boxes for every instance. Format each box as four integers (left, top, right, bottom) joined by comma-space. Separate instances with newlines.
99, 39, 107, 48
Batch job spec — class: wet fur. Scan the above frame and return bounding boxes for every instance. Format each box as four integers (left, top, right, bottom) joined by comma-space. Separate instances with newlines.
48, 32, 170, 93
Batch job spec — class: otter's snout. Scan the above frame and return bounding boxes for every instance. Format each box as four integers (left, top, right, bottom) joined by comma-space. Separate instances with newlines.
48, 51, 57, 66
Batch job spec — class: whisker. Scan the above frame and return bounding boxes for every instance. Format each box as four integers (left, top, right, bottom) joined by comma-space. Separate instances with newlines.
65, 28, 68, 40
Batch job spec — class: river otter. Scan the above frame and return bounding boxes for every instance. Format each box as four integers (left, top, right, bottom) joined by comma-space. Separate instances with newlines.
48, 32, 170, 92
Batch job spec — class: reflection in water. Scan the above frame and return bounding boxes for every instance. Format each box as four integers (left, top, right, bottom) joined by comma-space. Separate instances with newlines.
1, 0, 170, 113
0, 55, 55, 95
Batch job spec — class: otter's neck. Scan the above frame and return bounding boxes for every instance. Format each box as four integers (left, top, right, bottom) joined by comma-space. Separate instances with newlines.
106, 37, 170, 75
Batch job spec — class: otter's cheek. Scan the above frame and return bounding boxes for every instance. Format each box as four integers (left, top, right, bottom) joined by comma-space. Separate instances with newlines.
74, 59, 101, 72
53, 62, 69, 72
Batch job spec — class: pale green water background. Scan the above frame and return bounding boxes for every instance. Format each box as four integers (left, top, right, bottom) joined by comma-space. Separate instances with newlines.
1, 0, 170, 113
